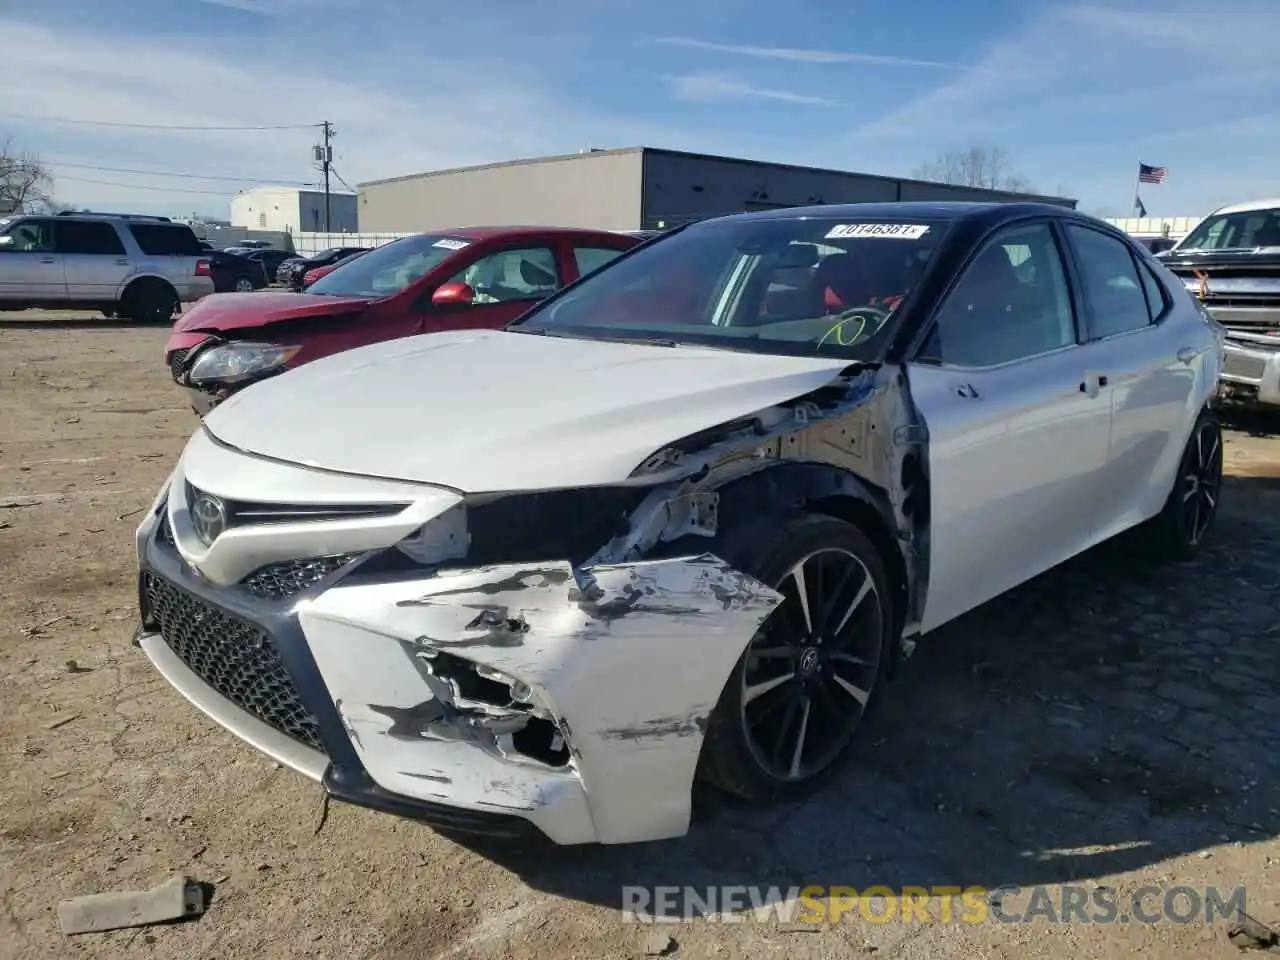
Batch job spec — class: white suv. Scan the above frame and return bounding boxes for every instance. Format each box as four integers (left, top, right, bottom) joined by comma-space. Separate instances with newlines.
0, 213, 215, 322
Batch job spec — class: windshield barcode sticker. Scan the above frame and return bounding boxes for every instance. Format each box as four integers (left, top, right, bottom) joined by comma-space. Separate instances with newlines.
433, 238, 471, 250
825, 223, 930, 240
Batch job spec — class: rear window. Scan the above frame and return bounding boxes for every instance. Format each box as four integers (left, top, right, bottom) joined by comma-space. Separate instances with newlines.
128, 223, 203, 256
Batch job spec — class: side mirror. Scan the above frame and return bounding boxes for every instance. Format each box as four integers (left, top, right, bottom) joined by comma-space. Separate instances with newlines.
431, 282, 474, 307
0, 236, 13, 250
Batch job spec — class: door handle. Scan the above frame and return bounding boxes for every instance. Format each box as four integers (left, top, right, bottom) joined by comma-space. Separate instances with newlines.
1079, 373, 1109, 393
40, 256, 56, 264
954, 382, 979, 399
1176, 347, 1197, 365
115, 259, 130, 265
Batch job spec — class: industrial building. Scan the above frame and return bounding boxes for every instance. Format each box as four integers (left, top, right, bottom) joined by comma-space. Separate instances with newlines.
357, 146, 1077, 233
230, 185, 358, 235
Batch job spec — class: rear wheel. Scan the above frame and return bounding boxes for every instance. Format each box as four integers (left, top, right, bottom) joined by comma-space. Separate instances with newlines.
122, 280, 179, 325
1134, 410, 1223, 561
698, 513, 893, 804
233, 276, 255, 293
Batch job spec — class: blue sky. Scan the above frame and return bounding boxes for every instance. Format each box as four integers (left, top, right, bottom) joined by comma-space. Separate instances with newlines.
2, 0, 1277, 220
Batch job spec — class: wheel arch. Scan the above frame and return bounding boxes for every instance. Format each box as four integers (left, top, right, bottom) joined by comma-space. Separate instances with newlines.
707, 461, 911, 644
117, 273, 178, 303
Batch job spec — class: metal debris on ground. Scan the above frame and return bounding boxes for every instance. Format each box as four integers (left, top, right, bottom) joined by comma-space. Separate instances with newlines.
57, 875, 205, 935
643, 930, 678, 956
1228, 912, 1280, 952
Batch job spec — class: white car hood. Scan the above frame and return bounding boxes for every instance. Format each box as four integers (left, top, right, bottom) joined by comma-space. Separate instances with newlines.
202, 329, 852, 492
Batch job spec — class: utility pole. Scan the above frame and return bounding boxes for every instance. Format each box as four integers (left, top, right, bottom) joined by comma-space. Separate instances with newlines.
321, 121, 334, 233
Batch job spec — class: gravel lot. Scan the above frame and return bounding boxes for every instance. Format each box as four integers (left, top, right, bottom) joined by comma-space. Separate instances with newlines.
2, 314, 1279, 960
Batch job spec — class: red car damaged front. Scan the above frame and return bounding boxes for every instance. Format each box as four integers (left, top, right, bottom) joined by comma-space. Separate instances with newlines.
164, 227, 641, 415
166, 290, 372, 414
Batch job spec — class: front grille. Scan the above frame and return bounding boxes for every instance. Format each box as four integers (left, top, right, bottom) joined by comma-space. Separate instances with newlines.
241, 554, 361, 599
169, 348, 190, 382
144, 573, 324, 752
1224, 351, 1267, 381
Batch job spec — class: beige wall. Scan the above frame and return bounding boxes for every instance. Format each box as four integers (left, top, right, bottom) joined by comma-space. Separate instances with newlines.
358, 151, 644, 232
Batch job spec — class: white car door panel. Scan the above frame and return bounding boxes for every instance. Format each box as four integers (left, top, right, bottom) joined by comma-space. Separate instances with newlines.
909, 346, 1113, 632
907, 220, 1115, 633
1062, 225, 1199, 538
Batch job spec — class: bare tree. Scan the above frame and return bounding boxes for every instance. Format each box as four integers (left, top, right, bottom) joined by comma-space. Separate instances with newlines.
0, 139, 53, 215
913, 144, 1038, 194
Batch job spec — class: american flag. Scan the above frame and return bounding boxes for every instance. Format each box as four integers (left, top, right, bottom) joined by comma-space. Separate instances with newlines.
1138, 163, 1167, 184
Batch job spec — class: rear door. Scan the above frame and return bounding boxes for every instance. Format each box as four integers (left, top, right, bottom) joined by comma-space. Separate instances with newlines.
421, 241, 564, 332
0, 219, 65, 300
1062, 223, 1199, 535
56, 220, 130, 300
906, 219, 1116, 632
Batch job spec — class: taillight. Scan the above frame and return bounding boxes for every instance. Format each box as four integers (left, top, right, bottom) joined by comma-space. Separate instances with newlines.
195, 259, 210, 276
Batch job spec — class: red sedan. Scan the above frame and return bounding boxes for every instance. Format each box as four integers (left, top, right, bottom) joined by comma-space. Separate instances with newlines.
166, 226, 641, 414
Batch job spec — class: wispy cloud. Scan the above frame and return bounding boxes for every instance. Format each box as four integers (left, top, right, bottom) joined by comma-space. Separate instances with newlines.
665, 74, 839, 107
0, 17, 702, 212
652, 36, 982, 71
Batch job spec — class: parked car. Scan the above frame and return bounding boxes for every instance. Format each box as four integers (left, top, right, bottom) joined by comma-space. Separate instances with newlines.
276, 247, 370, 291
1157, 198, 1280, 409
136, 201, 1224, 846
166, 226, 641, 413
301, 249, 367, 287
0, 212, 213, 322
1135, 235, 1177, 255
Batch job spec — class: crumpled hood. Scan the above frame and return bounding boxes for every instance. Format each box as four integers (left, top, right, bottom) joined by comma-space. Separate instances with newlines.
173, 290, 370, 334
201, 329, 853, 492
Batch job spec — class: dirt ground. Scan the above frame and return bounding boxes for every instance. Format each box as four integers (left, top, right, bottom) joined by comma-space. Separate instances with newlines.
2, 314, 1279, 960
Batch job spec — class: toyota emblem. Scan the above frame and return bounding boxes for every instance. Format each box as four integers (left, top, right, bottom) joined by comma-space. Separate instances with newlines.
190, 493, 228, 546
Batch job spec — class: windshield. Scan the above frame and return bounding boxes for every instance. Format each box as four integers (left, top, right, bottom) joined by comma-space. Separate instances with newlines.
510, 216, 947, 358
305, 234, 471, 298
1177, 207, 1280, 251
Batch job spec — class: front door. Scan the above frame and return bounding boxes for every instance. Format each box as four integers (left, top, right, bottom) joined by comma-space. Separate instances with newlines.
55, 219, 131, 300
906, 220, 1115, 633
420, 243, 564, 333
0, 219, 65, 300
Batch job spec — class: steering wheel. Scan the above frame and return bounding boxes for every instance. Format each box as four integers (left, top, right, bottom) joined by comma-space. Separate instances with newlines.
817, 304, 892, 348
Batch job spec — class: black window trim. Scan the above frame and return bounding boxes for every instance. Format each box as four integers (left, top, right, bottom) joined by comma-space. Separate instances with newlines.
910, 215, 1085, 371
1061, 222, 1161, 343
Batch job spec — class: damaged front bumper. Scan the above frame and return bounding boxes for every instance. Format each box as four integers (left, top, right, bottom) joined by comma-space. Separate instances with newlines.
134, 485, 781, 845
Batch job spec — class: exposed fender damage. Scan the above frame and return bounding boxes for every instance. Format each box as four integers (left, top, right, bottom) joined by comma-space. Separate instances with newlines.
298, 556, 783, 844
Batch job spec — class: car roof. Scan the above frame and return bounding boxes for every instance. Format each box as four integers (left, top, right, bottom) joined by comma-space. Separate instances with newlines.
428, 225, 638, 241
712, 200, 1085, 225
1208, 197, 1280, 215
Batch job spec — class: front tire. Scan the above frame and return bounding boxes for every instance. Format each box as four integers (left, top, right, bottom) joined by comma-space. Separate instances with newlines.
697, 513, 893, 804
1136, 410, 1223, 561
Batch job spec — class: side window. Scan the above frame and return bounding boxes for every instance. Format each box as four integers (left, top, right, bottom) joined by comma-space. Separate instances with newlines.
922, 222, 1076, 368
128, 224, 203, 256
1066, 225, 1153, 338
1138, 260, 1168, 321
449, 246, 559, 304
573, 246, 625, 278
55, 221, 126, 256
4, 219, 54, 252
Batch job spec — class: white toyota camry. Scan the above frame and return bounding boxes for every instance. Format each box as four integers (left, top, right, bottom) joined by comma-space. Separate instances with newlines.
135, 202, 1226, 846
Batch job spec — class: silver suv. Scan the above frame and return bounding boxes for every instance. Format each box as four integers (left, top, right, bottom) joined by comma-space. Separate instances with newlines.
0, 213, 215, 323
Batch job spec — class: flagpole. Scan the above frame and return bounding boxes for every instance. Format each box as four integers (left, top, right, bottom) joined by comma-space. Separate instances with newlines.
1133, 161, 1142, 219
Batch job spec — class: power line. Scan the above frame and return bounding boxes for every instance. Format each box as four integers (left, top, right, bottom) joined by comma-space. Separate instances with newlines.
1, 112, 319, 132
53, 174, 240, 196
46, 159, 317, 187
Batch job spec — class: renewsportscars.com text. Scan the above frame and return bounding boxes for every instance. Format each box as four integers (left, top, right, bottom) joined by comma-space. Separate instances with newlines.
621, 884, 1246, 925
